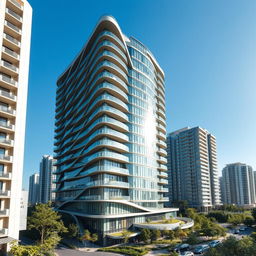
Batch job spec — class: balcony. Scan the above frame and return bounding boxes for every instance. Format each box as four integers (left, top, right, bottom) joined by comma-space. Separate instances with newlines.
0, 138, 14, 147
0, 154, 12, 162
0, 209, 9, 216
0, 88, 16, 103
0, 190, 11, 197
0, 121, 14, 131
158, 164, 168, 171
157, 140, 167, 149
0, 105, 15, 117
158, 179, 168, 185
8, 0, 24, 11
0, 172, 11, 179
6, 8, 22, 24
0, 60, 19, 76
3, 33, 20, 50
157, 156, 167, 164
2, 46, 19, 62
4, 20, 21, 37
158, 171, 168, 178
0, 228, 8, 237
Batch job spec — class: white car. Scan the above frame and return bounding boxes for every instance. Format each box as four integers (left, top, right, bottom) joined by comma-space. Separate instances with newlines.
181, 251, 194, 256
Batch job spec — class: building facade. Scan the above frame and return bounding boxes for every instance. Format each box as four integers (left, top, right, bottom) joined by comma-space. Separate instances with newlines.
54, 16, 177, 243
0, 0, 32, 252
221, 163, 255, 206
28, 172, 39, 205
19, 189, 28, 230
39, 155, 56, 204
167, 127, 221, 210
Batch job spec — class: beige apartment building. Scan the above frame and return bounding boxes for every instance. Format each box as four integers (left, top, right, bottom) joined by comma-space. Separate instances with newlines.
167, 127, 221, 211
0, 0, 32, 252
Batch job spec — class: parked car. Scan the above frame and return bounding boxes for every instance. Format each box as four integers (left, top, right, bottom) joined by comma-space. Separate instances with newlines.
174, 243, 190, 252
239, 227, 246, 231
234, 229, 240, 234
194, 244, 210, 254
208, 240, 221, 248
181, 251, 194, 256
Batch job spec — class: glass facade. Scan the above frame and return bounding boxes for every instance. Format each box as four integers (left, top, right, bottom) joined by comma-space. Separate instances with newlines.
54, 16, 176, 242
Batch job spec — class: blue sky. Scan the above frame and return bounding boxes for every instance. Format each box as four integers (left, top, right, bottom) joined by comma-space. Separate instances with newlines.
23, 0, 256, 189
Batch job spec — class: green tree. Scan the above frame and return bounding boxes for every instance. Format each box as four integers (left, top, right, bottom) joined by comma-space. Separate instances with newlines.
150, 229, 161, 241
244, 216, 254, 227
170, 252, 179, 256
186, 232, 200, 245
67, 223, 79, 238
28, 203, 67, 244
80, 229, 98, 243
252, 208, 256, 221
139, 229, 151, 244
91, 233, 98, 243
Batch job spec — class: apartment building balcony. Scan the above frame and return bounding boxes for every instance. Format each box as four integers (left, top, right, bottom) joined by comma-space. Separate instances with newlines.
158, 148, 167, 157
0, 60, 19, 77
5, 8, 23, 25
0, 172, 12, 180
158, 171, 168, 178
156, 115, 166, 126
157, 156, 167, 164
157, 140, 167, 149
2, 46, 19, 63
0, 88, 16, 104
157, 122, 166, 133
0, 138, 14, 148
0, 190, 11, 197
156, 107, 165, 118
158, 164, 168, 171
3, 33, 20, 51
7, 0, 24, 12
157, 131, 166, 140
4, 20, 21, 38
158, 178, 168, 185
0, 105, 15, 118
0, 121, 14, 132
0, 154, 12, 163
0, 209, 9, 217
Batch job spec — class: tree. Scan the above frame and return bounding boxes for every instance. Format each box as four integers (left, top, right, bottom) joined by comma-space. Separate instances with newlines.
205, 236, 256, 256
244, 216, 254, 227
150, 229, 161, 241
67, 223, 79, 238
80, 229, 98, 243
186, 232, 200, 245
91, 233, 98, 243
139, 229, 151, 244
28, 203, 67, 244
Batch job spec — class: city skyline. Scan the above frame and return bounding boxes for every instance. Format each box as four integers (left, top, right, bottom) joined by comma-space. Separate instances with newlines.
23, 0, 256, 189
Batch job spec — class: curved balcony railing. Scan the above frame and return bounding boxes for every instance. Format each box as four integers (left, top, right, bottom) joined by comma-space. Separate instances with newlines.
157, 171, 168, 178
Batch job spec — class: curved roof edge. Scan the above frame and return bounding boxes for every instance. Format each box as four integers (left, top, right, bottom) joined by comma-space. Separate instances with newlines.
57, 15, 132, 84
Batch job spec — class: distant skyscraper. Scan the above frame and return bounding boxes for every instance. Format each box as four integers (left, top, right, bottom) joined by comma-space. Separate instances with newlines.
54, 16, 177, 244
0, 0, 32, 252
39, 155, 56, 204
167, 127, 221, 211
222, 163, 255, 206
28, 172, 39, 205
19, 189, 28, 230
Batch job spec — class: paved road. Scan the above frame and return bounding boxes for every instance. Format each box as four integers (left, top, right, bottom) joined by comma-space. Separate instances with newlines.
55, 248, 121, 256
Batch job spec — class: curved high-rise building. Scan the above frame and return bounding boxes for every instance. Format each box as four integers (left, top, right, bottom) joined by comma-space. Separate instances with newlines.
54, 16, 177, 243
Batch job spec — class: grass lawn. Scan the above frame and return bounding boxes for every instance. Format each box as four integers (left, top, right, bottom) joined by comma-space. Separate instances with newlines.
148, 219, 185, 224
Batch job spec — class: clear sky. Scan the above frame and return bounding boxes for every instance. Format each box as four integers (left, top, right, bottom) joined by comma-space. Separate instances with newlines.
23, 0, 256, 189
